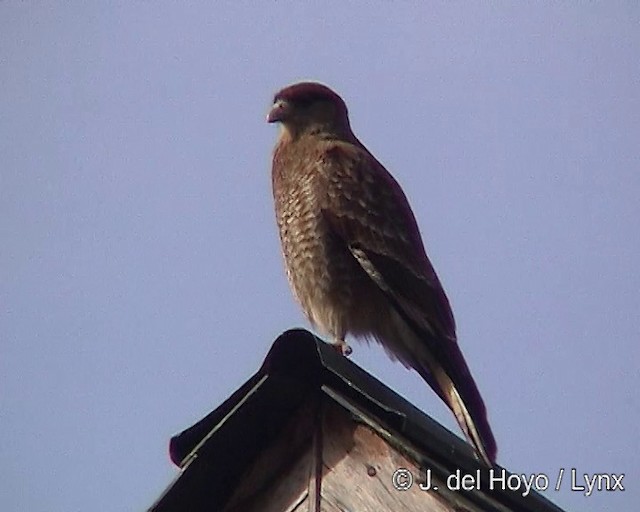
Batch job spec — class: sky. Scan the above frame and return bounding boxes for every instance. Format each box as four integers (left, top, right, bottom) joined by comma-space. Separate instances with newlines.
1, 3, 638, 511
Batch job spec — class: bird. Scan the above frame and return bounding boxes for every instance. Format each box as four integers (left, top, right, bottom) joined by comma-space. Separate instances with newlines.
267, 81, 497, 466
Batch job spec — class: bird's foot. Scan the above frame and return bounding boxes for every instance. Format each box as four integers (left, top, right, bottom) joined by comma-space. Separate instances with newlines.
332, 339, 352, 357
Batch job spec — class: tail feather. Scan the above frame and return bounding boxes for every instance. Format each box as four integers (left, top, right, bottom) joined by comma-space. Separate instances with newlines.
376, 307, 498, 465
417, 361, 497, 466
341, 241, 497, 463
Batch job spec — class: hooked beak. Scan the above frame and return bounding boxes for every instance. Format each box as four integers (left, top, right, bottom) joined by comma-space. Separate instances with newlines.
267, 99, 289, 123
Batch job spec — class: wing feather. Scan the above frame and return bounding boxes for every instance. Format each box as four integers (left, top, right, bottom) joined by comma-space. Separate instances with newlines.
318, 142, 497, 465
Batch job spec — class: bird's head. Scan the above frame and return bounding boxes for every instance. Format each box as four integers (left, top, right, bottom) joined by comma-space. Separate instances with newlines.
267, 82, 351, 139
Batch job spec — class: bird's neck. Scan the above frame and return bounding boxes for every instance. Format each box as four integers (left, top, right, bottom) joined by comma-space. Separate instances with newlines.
277, 121, 355, 147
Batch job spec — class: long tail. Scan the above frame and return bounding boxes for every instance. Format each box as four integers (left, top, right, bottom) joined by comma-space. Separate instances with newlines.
415, 353, 497, 466
342, 244, 497, 464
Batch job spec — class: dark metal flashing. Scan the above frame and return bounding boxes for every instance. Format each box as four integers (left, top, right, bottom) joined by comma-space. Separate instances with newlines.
149, 329, 564, 512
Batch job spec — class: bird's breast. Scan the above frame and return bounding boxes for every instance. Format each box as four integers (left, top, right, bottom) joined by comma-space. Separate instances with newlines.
273, 162, 369, 336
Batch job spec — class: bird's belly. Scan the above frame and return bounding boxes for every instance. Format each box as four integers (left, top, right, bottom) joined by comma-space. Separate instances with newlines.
280, 218, 385, 340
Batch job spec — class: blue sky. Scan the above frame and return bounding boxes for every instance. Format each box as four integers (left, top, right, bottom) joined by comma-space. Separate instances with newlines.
1, 3, 638, 511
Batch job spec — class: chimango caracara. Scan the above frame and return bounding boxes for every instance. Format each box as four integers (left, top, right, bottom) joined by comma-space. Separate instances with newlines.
267, 81, 497, 465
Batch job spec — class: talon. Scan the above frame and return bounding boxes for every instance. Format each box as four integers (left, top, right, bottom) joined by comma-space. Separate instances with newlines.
332, 339, 352, 357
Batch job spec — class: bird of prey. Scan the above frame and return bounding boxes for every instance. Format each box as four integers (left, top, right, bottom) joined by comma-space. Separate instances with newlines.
267, 81, 497, 466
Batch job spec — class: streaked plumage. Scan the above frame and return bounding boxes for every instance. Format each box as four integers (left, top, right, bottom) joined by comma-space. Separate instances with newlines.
267, 81, 497, 465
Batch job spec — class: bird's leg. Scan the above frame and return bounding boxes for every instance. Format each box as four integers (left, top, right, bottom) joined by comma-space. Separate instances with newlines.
331, 338, 352, 357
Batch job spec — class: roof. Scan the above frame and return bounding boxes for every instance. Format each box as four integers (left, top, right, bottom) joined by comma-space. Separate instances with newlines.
148, 329, 564, 512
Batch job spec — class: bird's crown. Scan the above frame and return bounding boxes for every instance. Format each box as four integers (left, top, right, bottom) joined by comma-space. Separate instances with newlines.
273, 82, 344, 108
